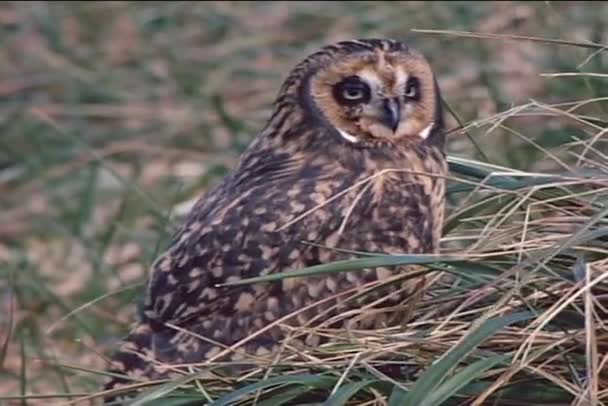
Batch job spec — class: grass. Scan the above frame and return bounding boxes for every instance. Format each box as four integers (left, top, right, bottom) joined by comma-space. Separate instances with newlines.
0, 1, 607, 405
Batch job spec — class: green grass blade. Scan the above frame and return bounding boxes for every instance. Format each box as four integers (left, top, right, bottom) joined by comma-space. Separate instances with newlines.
128, 374, 202, 406
19, 331, 26, 406
256, 384, 320, 406
441, 98, 490, 162
447, 156, 507, 180
420, 354, 511, 406
141, 397, 209, 406
427, 262, 501, 287
217, 255, 462, 287
388, 311, 532, 406
411, 29, 608, 50
208, 375, 336, 406
0, 273, 15, 369
322, 379, 380, 406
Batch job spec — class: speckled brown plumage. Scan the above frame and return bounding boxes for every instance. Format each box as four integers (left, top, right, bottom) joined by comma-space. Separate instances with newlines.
105, 38, 447, 400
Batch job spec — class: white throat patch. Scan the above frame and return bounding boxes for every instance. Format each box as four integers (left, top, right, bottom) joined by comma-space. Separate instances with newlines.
338, 128, 358, 143
419, 122, 434, 140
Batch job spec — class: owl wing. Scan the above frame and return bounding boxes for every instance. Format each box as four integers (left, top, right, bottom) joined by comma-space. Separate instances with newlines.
140, 143, 346, 330
105, 143, 348, 396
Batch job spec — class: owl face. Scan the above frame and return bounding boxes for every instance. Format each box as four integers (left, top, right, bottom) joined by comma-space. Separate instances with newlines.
305, 40, 441, 146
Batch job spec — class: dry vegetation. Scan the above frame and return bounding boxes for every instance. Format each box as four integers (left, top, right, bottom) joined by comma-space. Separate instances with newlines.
0, 1, 606, 405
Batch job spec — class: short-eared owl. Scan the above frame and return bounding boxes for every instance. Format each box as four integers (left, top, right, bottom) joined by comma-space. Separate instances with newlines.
105, 38, 447, 399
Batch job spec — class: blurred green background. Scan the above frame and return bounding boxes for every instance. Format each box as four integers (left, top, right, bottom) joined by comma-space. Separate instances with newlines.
0, 1, 606, 400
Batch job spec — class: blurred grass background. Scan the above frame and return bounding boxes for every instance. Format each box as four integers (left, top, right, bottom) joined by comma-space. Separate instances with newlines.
0, 1, 606, 404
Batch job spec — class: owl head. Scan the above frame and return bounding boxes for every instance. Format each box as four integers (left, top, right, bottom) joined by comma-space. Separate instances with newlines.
275, 39, 444, 149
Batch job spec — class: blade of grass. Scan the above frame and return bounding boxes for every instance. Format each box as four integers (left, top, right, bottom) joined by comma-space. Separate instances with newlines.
208, 375, 337, 406
46, 282, 143, 334
420, 354, 511, 406
129, 374, 202, 406
19, 331, 27, 406
388, 311, 533, 406
216, 255, 463, 287
0, 393, 91, 401
411, 29, 608, 50
256, 385, 322, 406
0, 270, 15, 369
140, 396, 210, 406
441, 98, 490, 162
321, 379, 381, 406
71, 161, 99, 236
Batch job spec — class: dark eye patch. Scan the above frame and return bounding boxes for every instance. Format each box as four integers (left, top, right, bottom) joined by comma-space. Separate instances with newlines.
332, 76, 371, 106
404, 76, 421, 101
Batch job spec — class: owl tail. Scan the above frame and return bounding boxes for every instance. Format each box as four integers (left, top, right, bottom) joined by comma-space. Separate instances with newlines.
103, 323, 158, 404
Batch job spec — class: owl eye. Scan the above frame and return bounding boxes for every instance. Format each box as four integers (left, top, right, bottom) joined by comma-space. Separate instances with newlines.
404, 76, 421, 100
333, 76, 371, 105
343, 86, 365, 100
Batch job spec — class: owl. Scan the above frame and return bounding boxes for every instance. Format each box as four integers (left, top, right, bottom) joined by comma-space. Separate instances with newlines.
104, 38, 447, 400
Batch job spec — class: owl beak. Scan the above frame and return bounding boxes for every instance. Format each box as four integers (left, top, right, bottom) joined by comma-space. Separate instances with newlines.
381, 98, 401, 132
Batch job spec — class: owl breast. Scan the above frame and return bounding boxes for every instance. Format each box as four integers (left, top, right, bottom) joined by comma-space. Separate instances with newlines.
271, 143, 447, 332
